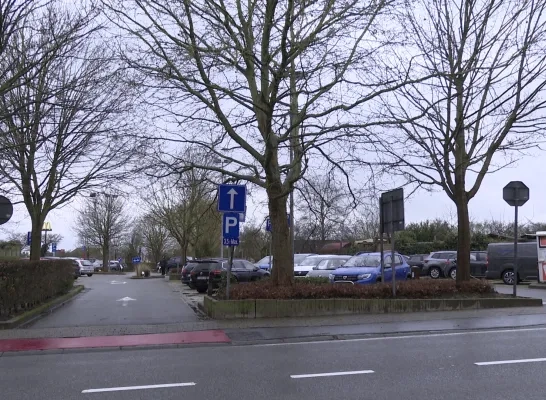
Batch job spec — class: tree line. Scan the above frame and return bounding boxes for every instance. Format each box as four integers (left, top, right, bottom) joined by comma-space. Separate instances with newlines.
0, 0, 545, 287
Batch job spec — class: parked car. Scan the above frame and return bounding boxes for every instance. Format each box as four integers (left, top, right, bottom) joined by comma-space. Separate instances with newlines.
422, 251, 457, 279
255, 255, 273, 270
424, 251, 489, 280
294, 253, 318, 265
448, 251, 488, 279
407, 254, 429, 271
294, 255, 339, 277
255, 253, 319, 271
306, 256, 351, 278
208, 259, 269, 290
181, 262, 199, 286
68, 258, 94, 276
190, 259, 269, 293
329, 252, 410, 284
486, 242, 538, 284
43, 256, 80, 279
108, 261, 123, 271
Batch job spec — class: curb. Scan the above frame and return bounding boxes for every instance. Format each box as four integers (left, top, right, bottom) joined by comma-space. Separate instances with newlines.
92, 272, 126, 275
528, 284, 546, 290
203, 296, 543, 319
130, 275, 164, 279
0, 285, 84, 330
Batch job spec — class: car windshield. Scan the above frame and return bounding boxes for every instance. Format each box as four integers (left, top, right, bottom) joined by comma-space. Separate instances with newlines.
195, 262, 222, 271
294, 254, 312, 265
81, 260, 93, 266
299, 256, 328, 266
256, 256, 272, 265
344, 255, 381, 267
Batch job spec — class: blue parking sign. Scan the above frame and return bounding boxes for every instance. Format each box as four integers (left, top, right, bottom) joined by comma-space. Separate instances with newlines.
222, 212, 240, 246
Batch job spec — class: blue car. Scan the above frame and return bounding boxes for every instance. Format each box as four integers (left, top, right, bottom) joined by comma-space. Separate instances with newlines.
329, 252, 411, 284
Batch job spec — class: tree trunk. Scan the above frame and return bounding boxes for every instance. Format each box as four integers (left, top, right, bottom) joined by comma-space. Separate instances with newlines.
30, 218, 43, 261
102, 242, 109, 272
268, 184, 292, 286
455, 196, 471, 285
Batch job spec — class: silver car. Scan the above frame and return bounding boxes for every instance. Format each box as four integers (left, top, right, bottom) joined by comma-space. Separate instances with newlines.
306, 256, 351, 278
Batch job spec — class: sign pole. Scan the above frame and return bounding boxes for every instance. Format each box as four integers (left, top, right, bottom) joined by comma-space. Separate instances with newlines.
379, 198, 385, 283
390, 198, 396, 297
513, 201, 519, 297
226, 245, 234, 300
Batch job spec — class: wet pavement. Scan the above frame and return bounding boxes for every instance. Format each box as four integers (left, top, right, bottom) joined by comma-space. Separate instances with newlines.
27, 274, 199, 329
2, 326, 546, 400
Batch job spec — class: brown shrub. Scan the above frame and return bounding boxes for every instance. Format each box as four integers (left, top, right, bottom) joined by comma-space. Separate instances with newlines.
222, 279, 496, 300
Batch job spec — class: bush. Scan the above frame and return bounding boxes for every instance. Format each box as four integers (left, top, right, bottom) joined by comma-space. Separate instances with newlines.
0, 259, 74, 318
223, 279, 495, 300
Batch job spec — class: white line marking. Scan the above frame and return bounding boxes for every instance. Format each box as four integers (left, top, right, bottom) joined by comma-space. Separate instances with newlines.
252, 327, 546, 347
82, 382, 196, 393
291, 370, 374, 379
475, 358, 546, 366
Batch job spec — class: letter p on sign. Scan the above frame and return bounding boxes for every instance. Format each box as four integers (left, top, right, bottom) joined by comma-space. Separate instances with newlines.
225, 216, 238, 234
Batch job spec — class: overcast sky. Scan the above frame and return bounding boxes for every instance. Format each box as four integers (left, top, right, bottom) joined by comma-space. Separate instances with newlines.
1, 145, 543, 251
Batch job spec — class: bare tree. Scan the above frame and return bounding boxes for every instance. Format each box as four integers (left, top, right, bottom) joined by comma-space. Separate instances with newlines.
148, 168, 219, 266
75, 194, 130, 271
102, 0, 429, 285
139, 213, 171, 265
377, 0, 546, 283
296, 173, 352, 241
0, 4, 139, 260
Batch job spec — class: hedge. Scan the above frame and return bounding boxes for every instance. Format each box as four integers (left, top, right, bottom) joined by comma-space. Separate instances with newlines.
221, 279, 496, 300
0, 259, 74, 319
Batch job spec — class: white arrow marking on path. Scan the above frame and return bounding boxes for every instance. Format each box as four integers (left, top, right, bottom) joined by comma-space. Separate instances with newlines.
110, 280, 126, 285
117, 297, 136, 307
227, 188, 238, 209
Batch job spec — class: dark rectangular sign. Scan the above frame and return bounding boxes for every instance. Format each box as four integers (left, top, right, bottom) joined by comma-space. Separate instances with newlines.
381, 188, 405, 234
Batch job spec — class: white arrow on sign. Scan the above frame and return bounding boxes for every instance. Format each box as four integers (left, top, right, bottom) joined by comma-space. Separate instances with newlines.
117, 297, 136, 306
110, 280, 126, 285
227, 188, 238, 209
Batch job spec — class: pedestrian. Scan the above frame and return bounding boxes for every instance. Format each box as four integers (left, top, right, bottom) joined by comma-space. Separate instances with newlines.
160, 256, 167, 276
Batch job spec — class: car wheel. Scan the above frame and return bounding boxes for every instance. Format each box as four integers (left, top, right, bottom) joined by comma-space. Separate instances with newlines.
196, 286, 207, 293
449, 268, 456, 280
502, 269, 516, 285
429, 267, 441, 279
87, 273, 93, 277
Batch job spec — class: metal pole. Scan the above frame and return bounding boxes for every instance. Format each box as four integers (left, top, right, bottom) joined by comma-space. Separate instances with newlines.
220, 170, 224, 260
226, 245, 234, 300
390, 199, 396, 297
513, 203, 519, 297
269, 232, 272, 271
380, 198, 385, 282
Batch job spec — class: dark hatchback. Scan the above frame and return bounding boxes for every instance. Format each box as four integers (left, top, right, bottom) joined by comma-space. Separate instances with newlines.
190, 259, 270, 293
181, 262, 199, 285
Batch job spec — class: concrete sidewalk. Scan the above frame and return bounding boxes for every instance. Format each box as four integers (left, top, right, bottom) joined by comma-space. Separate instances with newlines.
1, 304, 545, 340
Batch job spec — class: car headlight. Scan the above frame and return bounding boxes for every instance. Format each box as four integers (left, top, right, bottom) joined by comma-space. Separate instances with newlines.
328, 274, 334, 280
357, 274, 371, 280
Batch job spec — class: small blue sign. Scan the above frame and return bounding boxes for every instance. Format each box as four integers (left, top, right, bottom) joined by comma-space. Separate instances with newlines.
222, 212, 240, 246
51, 243, 57, 252
26, 231, 31, 245
132, 256, 141, 263
266, 214, 291, 232
218, 184, 246, 213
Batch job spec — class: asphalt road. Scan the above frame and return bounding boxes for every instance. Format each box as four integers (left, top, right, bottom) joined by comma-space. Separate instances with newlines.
28, 274, 199, 328
2, 326, 546, 399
